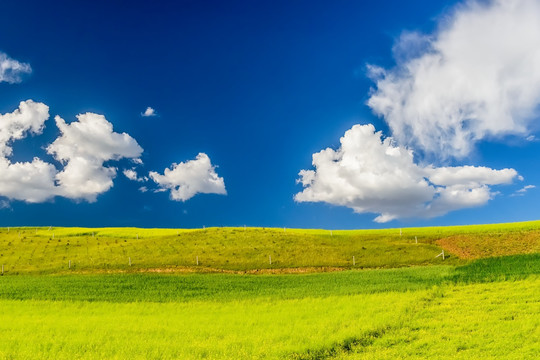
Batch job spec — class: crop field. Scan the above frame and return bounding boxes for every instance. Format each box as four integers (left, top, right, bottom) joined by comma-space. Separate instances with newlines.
0, 222, 538, 359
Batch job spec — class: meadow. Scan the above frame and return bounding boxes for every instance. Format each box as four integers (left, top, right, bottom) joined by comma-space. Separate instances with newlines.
2, 220, 539, 274
0, 222, 538, 359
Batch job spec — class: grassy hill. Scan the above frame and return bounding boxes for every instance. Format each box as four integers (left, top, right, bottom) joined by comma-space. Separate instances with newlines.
1, 221, 539, 274
0, 254, 538, 359
0, 221, 539, 359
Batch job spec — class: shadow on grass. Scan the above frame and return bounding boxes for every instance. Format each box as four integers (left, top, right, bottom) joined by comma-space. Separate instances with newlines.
288, 326, 392, 360
451, 253, 540, 283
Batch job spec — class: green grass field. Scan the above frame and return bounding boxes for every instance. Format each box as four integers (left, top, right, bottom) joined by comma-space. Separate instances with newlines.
0, 225, 452, 274
2, 220, 539, 274
0, 222, 538, 359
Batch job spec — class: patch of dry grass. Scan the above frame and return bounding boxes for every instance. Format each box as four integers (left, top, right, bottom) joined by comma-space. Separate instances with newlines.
437, 230, 540, 259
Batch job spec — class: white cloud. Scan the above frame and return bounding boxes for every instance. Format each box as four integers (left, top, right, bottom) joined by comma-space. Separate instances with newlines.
49, 113, 142, 162
368, 0, 540, 159
518, 185, 536, 193
138, 186, 148, 193
0, 102, 144, 203
149, 153, 226, 201
295, 124, 518, 222
0, 157, 58, 203
123, 168, 147, 182
513, 184, 536, 196
141, 107, 157, 117
47, 113, 143, 202
426, 166, 517, 187
123, 169, 138, 181
0, 100, 49, 157
0, 100, 57, 202
0, 51, 32, 84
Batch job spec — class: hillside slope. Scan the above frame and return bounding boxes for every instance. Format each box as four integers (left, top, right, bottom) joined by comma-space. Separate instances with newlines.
1, 221, 539, 274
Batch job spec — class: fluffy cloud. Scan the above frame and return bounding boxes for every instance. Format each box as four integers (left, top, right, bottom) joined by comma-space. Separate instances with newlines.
149, 153, 226, 201
0, 51, 32, 84
0, 101, 220, 205
49, 113, 142, 162
295, 124, 518, 222
367, 0, 540, 159
0, 101, 57, 202
141, 107, 157, 117
0, 157, 58, 203
306, 0, 535, 221
0, 101, 143, 203
0, 100, 49, 157
123, 168, 147, 182
47, 113, 143, 202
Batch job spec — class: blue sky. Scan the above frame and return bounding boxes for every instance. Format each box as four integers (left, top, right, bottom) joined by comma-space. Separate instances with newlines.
0, 0, 539, 229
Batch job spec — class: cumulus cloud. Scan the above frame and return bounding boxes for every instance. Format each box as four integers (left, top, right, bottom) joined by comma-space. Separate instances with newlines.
0, 100, 57, 202
141, 107, 157, 117
49, 113, 142, 162
149, 153, 226, 201
295, 124, 518, 222
123, 168, 147, 182
47, 113, 143, 201
0, 51, 32, 84
0, 100, 49, 157
367, 0, 540, 159
0, 101, 143, 203
0, 157, 58, 203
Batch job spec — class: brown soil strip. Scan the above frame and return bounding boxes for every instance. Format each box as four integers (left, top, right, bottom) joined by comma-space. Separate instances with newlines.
436, 231, 540, 260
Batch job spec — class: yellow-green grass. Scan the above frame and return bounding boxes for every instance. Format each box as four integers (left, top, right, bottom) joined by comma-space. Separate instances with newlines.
0, 266, 453, 302
0, 227, 449, 274
0, 254, 537, 302
333, 279, 540, 360
0, 222, 538, 359
2, 220, 540, 274
0, 291, 420, 360
0, 245, 537, 359
0, 270, 537, 359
